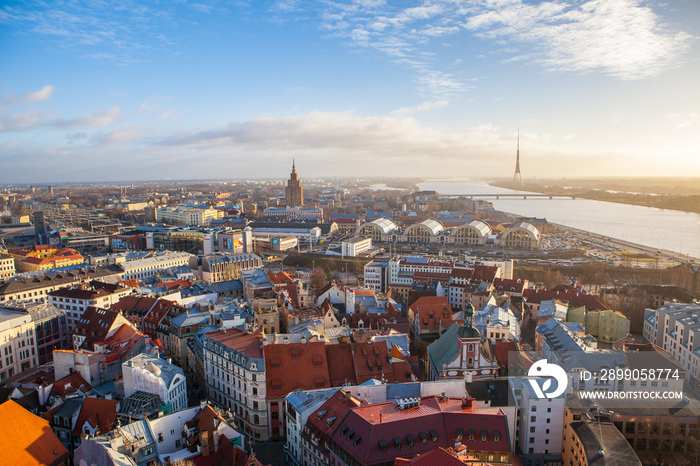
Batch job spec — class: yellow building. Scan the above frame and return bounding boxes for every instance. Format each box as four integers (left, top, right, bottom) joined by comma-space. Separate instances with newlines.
9, 246, 84, 273
566, 305, 586, 324
566, 306, 630, 343
585, 309, 630, 343
253, 298, 280, 334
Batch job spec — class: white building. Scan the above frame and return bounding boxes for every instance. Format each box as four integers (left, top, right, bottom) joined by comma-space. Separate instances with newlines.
644, 302, 700, 380
48, 283, 131, 331
362, 260, 387, 292
119, 251, 192, 281
251, 227, 322, 245
157, 206, 224, 226
341, 237, 372, 257
0, 253, 15, 280
0, 308, 39, 381
509, 378, 565, 461
386, 256, 455, 288
122, 353, 188, 413
263, 206, 323, 221
473, 297, 522, 340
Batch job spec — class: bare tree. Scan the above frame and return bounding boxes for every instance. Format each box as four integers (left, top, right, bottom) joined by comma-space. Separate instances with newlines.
311, 267, 329, 296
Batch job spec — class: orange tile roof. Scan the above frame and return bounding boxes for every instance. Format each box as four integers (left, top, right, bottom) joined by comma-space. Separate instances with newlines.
325, 344, 357, 387
0, 400, 69, 465
267, 271, 294, 285
71, 397, 119, 437
411, 297, 452, 331
264, 341, 330, 398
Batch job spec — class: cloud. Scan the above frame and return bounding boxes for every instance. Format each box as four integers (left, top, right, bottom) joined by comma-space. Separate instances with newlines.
89, 125, 145, 145
0, 107, 123, 132
0, 85, 56, 105
390, 100, 449, 116
304, 0, 693, 103
462, 0, 693, 80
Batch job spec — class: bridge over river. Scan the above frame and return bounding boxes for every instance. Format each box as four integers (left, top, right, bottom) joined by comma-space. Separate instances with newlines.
457, 193, 577, 200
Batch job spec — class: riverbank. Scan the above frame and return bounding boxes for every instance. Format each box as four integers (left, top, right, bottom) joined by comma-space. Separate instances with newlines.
548, 222, 696, 264
490, 179, 700, 214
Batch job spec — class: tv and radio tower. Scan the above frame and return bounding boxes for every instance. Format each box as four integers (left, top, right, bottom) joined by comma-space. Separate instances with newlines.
513, 129, 524, 186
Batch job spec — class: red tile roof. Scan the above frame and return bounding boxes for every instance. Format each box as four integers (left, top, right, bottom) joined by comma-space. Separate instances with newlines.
391, 360, 417, 383
95, 323, 145, 358
0, 400, 69, 465
352, 341, 394, 384
303, 390, 362, 456
471, 265, 499, 283
394, 448, 474, 465
278, 283, 299, 308
49, 372, 92, 399
325, 344, 358, 387
267, 271, 294, 285
330, 396, 509, 465
493, 278, 526, 293
205, 328, 263, 359
264, 342, 330, 398
410, 297, 452, 331
73, 307, 125, 351
71, 397, 119, 437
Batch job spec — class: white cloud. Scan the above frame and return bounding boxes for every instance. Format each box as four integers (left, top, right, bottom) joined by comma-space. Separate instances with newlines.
308, 0, 692, 103
0, 85, 56, 105
390, 100, 449, 116
463, 0, 693, 80
0, 106, 123, 132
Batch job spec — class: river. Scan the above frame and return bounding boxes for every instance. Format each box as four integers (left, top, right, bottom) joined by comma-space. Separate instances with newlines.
417, 180, 700, 259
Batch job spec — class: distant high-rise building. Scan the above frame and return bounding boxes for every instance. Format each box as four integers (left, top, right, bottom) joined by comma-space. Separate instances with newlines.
286, 160, 304, 207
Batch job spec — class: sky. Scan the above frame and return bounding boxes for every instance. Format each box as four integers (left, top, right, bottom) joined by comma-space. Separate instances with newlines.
0, 0, 698, 183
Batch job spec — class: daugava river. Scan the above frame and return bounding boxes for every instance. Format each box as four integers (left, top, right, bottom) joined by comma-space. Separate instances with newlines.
417, 180, 700, 259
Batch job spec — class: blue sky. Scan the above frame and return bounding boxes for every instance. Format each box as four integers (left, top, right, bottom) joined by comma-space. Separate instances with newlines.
1, 0, 698, 183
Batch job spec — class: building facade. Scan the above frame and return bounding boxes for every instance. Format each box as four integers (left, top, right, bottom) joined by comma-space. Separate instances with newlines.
286, 161, 304, 207
122, 353, 188, 413
202, 328, 268, 440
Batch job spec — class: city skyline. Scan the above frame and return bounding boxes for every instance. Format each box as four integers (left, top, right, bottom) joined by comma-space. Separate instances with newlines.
1, 0, 699, 183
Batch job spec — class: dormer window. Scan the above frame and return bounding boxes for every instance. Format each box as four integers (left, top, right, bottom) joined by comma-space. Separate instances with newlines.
481, 429, 488, 442
456, 428, 463, 441
419, 431, 428, 444
494, 430, 501, 443
394, 437, 402, 450
430, 429, 438, 442
406, 434, 414, 447
353, 434, 362, 446
379, 439, 387, 453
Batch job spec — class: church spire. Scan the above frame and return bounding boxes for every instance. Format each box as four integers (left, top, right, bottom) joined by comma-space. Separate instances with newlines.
459, 294, 480, 339
464, 295, 474, 329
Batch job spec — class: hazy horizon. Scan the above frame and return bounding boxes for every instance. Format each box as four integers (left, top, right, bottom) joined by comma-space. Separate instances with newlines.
1, 0, 699, 183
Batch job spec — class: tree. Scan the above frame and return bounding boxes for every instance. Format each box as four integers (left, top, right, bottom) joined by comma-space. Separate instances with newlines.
311, 267, 329, 295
